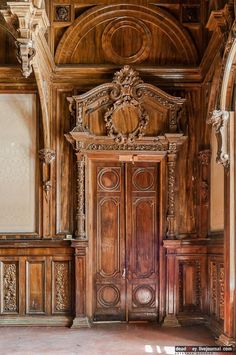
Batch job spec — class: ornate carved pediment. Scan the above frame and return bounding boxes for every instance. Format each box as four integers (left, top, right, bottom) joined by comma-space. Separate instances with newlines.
67, 65, 186, 149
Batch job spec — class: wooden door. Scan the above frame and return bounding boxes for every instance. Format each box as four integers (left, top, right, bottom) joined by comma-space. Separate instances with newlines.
92, 160, 159, 322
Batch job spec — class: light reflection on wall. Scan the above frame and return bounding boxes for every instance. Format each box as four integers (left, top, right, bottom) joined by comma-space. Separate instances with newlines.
0, 94, 36, 233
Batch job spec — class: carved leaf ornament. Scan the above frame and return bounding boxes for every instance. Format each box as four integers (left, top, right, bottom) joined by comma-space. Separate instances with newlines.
104, 66, 149, 144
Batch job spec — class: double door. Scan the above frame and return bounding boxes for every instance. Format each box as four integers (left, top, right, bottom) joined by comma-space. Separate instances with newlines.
92, 160, 159, 322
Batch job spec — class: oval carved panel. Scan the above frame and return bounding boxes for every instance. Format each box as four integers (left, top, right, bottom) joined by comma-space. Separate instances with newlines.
102, 18, 152, 64
133, 285, 155, 307
98, 285, 120, 308
97, 168, 120, 191
132, 168, 154, 191
112, 104, 139, 135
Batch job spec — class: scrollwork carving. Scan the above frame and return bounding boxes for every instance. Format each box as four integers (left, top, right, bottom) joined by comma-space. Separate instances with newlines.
3, 263, 17, 312
219, 263, 224, 320
208, 109, 229, 168
104, 66, 149, 144
55, 262, 70, 312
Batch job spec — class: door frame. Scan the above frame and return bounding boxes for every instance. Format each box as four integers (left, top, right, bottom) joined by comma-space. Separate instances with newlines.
86, 151, 167, 323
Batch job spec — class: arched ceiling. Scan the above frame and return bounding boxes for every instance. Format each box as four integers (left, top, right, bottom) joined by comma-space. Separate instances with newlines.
55, 5, 199, 66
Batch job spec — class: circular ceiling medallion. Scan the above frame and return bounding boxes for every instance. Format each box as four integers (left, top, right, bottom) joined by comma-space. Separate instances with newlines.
98, 285, 120, 308
132, 168, 154, 191
102, 18, 152, 64
133, 285, 155, 307
98, 168, 120, 191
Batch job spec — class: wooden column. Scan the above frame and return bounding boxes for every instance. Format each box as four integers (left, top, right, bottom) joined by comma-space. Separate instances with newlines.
71, 241, 90, 328
71, 153, 90, 328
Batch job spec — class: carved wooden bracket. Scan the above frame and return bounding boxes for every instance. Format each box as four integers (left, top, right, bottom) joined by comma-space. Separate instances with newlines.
39, 148, 56, 198
15, 38, 36, 77
208, 110, 229, 168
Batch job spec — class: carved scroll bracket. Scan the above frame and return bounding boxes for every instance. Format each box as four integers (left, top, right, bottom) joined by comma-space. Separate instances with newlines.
207, 109, 229, 169
75, 154, 86, 240
39, 148, 56, 199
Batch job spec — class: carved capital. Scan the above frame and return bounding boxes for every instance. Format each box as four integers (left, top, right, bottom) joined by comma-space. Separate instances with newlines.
39, 148, 56, 164
208, 109, 229, 168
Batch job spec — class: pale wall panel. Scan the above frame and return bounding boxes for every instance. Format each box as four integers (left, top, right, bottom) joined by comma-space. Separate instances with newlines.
0, 94, 36, 233
210, 131, 224, 231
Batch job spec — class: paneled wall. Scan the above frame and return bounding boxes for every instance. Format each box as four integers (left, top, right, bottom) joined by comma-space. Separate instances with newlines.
0, 241, 73, 325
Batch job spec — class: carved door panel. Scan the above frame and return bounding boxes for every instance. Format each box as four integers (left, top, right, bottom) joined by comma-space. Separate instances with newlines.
92, 160, 159, 322
93, 162, 126, 321
126, 163, 159, 321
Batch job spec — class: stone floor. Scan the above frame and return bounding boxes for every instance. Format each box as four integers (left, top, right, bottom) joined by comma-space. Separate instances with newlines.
0, 324, 233, 355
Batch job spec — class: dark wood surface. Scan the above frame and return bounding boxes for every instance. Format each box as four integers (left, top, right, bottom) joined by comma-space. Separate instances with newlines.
0, 0, 234, 343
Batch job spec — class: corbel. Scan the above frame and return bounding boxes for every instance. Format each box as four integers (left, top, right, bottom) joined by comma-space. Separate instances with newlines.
39, 148, 56, 199
207, 110, 229, 169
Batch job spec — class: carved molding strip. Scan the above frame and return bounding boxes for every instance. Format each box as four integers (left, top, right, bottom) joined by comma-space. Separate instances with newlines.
208, 109, 229, 168
219, 263, 225, 320
166, 155, 176, 239
55, 262, 70, 312
3, 263, 18, 313
76, 155, 86, 240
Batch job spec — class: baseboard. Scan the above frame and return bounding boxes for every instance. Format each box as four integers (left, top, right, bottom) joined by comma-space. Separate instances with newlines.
177, 313, 207, 326
0, 316, 73, 327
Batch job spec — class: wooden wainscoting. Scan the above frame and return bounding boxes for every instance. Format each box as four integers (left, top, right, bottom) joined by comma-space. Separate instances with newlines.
163, 236, 224, 331
0, 240, 74, 326
207, 234, 224, 336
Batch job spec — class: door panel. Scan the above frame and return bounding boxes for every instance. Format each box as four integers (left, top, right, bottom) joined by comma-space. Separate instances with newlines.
93, 162, 126, 321
92, 160, 159, 322
126, 163, 159, 321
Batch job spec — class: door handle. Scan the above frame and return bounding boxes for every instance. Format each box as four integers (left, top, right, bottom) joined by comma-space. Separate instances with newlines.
122, 268, 126, 279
